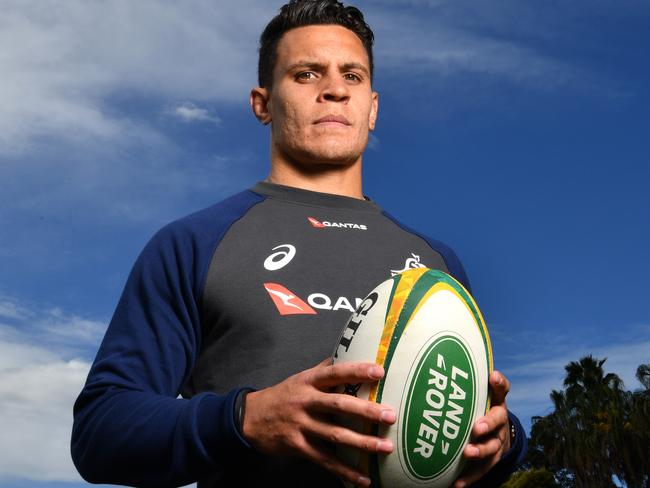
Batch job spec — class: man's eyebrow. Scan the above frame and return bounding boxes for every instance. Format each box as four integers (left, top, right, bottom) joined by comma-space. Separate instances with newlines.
286, 61, 325, 72
285, 60, 370, 77
340, 62, 370, 77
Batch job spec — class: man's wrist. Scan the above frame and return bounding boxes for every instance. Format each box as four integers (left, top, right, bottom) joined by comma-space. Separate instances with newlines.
234, 388, 255, 438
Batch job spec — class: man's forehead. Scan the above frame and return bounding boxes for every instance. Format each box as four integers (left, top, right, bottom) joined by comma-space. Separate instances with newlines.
275, 25, 370, 70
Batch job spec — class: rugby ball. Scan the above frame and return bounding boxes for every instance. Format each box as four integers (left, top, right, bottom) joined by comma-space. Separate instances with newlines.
332, 268, 493, 487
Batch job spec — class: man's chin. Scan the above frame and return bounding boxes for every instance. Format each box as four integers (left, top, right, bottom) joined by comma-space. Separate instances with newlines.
295, 145, 364, 168
297, 153, 360, 169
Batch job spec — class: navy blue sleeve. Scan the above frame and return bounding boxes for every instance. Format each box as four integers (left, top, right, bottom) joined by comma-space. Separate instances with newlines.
71, 191, 263, 487
380, 210, 472, 294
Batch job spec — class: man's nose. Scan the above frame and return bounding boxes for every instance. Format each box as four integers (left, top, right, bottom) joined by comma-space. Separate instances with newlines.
318, 75, 350, 103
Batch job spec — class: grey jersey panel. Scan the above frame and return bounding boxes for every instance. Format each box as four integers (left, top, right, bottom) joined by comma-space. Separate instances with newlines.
185, 182, 448, 396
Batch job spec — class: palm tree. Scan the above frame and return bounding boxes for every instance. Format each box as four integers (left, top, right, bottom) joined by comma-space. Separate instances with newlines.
527, 358, 650, 487
636, 364, 650, 390
619, 364, 650, 487
529, 356, 624, 488
564, 356, 623, 486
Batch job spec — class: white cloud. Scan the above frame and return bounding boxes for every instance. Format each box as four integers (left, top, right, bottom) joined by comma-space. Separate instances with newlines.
42, 312, 106, 347
0, 297, 30, 320
0, 296, 105, 355
0, 0, 273, 237
371, 9, 573, 89
0, 339, 61, 371
0, 296, 105, 482
0, 0, 275, 154
0, 357, 90, 482
170, 102, 221, 124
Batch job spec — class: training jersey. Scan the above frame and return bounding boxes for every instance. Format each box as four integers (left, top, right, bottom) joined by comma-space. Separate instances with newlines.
72, 182, 525, 487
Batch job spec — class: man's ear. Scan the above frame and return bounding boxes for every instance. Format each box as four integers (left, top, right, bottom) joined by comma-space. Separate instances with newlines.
250, 87, 272, 125
368, 91, 379, 131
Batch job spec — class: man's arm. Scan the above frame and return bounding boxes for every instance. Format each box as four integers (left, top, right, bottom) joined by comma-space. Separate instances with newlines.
71, 223, 251, 486
71, 222, 395, 487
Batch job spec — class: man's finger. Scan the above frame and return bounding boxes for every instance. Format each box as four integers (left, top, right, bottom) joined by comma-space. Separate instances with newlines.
306, 418, 394, 454
311, 361, 384, 388
300, 438, 371, 487
464, 436, 503, 460
489, 370, 510, 404
310, 392, 396, 425
471, 406, 508, 438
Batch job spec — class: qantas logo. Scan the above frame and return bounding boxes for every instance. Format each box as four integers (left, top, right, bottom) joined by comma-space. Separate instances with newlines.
307, 216, 367, 231
264, 283, 316, 315
264, 283, 363, 316
307, 217, 326, 228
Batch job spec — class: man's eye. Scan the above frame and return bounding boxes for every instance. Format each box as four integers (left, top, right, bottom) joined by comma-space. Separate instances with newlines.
344, 73, 361, 82
296, 72, 315, 80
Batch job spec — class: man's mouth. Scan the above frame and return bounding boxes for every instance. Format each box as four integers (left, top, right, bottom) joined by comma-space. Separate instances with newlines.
314, 115, 351, 126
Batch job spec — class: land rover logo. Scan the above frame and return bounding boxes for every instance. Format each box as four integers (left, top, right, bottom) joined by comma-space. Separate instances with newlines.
402, 335, 476, 480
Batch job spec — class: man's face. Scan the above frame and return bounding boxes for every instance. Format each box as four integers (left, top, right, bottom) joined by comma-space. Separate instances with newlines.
260, 25, 378, 167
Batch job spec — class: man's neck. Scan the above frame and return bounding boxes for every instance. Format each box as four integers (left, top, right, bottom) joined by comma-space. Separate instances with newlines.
266, 157, 364, 199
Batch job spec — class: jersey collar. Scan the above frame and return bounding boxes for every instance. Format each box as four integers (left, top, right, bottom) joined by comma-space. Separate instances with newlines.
250, 181, 382, 213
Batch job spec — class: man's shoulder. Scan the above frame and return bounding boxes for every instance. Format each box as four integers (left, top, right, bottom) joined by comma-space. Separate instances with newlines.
133, 188, 265, 272
380, 209, 472, 292
154, 188, 266, 245
128, 187, 266, 293
380, 209, 455, 257
175, 188, 265, 232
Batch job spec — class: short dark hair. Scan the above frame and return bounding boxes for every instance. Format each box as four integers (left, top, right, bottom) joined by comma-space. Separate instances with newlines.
258, 0, 375, 89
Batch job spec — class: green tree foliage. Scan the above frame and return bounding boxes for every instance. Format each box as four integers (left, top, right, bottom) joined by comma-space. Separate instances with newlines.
526, 356, 650, 488
503, 468, 559, 488
625, 364, 650, 484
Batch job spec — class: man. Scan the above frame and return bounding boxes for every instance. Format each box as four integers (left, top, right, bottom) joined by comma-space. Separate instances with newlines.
72, 1, 526, 486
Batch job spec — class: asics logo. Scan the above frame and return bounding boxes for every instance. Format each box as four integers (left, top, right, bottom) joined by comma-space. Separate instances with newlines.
264, 244, 296, 271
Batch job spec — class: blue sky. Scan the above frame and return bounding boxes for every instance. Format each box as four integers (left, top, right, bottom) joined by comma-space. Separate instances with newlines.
1, 0, 649, 485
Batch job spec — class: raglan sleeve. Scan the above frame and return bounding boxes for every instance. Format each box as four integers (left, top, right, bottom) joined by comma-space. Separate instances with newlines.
71, 222, 253, 487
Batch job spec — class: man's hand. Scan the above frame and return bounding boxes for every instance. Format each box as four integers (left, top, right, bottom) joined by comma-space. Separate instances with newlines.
242, 358, 396, 487
454, 370, 511, 488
